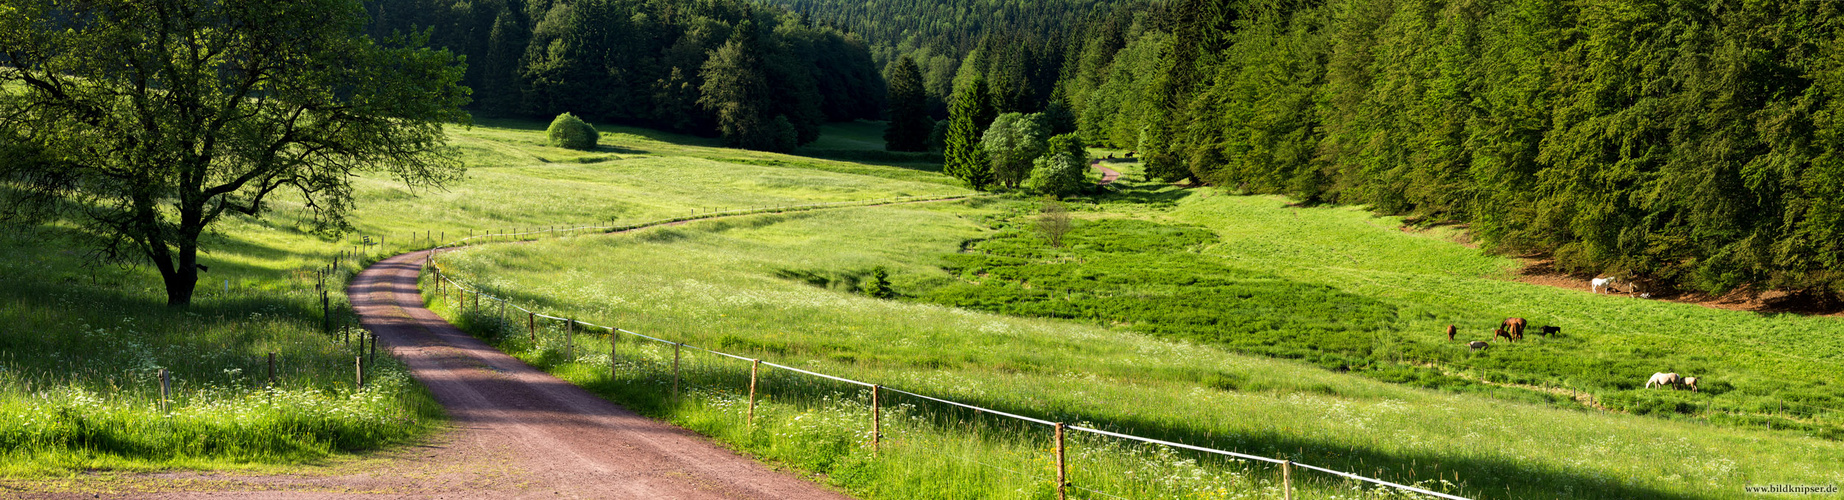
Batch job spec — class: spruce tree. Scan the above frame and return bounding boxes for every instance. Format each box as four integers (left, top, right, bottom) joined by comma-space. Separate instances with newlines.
884, 57, 932, 151
944, 77, 996, 189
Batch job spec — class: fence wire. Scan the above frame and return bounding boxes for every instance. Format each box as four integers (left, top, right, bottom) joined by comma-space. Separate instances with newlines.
402, 194, 1475, 499
423, 260, 1474, 500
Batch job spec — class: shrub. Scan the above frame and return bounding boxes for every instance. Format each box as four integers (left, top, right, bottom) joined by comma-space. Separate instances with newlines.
1023, 134, 1091, 196
546, 112, 599, 150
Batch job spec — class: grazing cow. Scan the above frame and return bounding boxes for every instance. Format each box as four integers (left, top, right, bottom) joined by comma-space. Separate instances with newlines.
1501, 317, 1527, 341
1494, 328, 1516, 342
1446, 325, 1457, 341
1591, 277, 1618, 294
1468, 341, 1490, 350
1683, 376, 1699, 392
1646, 372, 1682, 389
1538, 325, 1561, 337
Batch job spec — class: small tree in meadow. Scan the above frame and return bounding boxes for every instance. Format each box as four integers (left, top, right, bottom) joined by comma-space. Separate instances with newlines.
1037, 201, 1072, 248
862, 267, 895, 299
547, 112, 599, 150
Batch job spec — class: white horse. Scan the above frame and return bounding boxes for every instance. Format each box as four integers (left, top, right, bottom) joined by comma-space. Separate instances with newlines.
1682, 376, 1699, 392
1591, 277, 1619, 294
1645, 372, 1681, 389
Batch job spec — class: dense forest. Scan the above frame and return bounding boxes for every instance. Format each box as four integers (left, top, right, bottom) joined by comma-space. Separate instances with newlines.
762, 0, 1118, 116
783, 0, 1844, 299
366, 0, 884, 150
368, 0, 1844, 297
1059, 0, 1844, 299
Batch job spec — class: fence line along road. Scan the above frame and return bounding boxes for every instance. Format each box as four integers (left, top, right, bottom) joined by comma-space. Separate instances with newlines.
402, 195, 1475, 500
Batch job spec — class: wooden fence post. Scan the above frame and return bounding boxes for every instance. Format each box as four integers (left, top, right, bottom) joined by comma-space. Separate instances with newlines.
1055, 422, 1067, 500
672, 343, 682, 400
356, 355, 365, 389
610, 332, 619, 378
749, 359, 760, 425
528, 312, 536, 342
321, 290, 329, 333
1282, 460, 1294, 500
267, 352, 276, 387
873, 385, 883, 453
158, 368, 170, 414
369, 329, 377, 364
567, 319, 575, 359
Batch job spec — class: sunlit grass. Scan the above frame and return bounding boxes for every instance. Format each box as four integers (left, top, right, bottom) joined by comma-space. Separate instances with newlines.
428, 204, 1844, 499
0, 118, 972, 474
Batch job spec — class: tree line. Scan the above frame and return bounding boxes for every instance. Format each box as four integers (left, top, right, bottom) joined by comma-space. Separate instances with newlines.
367, 0, 884, 151
848, 0, 1844, 299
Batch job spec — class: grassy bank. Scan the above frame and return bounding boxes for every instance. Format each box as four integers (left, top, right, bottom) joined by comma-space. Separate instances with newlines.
426, 203, 1844, 499
0, 118, 970, 474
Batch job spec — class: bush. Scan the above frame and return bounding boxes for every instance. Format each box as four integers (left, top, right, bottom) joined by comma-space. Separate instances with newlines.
1023, 134, 1091, 196
546, 112, 599, 150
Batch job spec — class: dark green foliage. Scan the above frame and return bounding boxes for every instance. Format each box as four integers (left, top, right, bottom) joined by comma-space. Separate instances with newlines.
1039, 0, 1844, 297
944, 78, 996, 188
884, 57, 933, 152
0, 0, 468, 306
698, 21, 813, 153
924, 219, 1400, 358
365, 0, 882, 136
862, 267, 895, 299
546, 113, 600, 150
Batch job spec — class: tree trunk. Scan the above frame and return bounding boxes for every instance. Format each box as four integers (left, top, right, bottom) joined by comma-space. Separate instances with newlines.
161, 245, 199, 308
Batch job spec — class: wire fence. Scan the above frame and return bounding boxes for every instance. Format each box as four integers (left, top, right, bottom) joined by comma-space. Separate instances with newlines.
405, 196, 1475, 499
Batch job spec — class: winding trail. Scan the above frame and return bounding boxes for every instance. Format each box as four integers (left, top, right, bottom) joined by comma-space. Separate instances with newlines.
1093, 160, 1121, 186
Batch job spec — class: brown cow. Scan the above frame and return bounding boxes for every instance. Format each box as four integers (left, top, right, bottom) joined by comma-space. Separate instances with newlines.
1502, 317, 1527, 341
1446, 325, 1457, 341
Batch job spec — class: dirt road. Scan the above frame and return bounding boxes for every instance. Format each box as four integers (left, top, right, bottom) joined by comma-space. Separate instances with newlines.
21, 250, 851, 499
1093, 160, 1121, 186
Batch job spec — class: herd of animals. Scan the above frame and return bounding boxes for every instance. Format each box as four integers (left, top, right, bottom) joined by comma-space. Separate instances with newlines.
1443, 318, 1557, 349
1438, 276, 1702, 392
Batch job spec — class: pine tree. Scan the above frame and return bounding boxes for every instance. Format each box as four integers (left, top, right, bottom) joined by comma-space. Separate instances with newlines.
944, 77, 996, 188
884, 56, 932, 151
700, 21, 786, 151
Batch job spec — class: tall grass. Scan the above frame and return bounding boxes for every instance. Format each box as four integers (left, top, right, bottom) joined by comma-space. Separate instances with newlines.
0, 228, 436, 474
428, 205, 1844, 499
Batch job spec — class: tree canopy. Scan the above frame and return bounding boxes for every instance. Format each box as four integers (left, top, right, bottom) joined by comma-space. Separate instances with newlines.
0, 0, 469, 306
884, 56, 933, 152
364, 0, 883, 148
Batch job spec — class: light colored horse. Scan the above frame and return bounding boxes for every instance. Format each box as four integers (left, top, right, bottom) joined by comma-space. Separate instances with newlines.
1683, 376, 1699, 392
1591, 277, 1619, 294
1646, 372, 1682, 389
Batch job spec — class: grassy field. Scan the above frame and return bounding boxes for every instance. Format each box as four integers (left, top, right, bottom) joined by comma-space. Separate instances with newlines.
426, 192, 1844, 499
11, 113, 1844, 498
0, 118, 969, 474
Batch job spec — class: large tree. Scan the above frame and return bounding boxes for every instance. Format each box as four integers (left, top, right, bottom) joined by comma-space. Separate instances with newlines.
884, 56, 932, 151
982, 112, 1049, 188
943, 77, 996, 188
0, 0, 470, 307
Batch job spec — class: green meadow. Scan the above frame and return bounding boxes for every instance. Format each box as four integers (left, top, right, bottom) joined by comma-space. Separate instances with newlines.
8, 116, 1843, 498
424, 146, 1844, 498
0, 119, 965, 474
